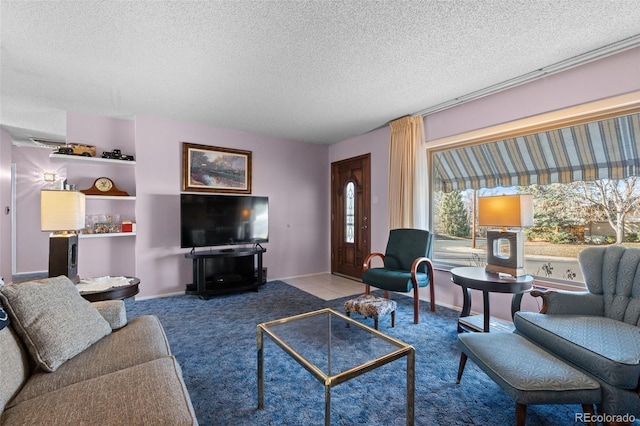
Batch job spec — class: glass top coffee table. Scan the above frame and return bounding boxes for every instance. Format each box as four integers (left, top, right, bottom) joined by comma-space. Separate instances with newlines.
257, 308, 415, 425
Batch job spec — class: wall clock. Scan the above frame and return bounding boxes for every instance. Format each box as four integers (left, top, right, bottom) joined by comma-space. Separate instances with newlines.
81, 177, 129, 196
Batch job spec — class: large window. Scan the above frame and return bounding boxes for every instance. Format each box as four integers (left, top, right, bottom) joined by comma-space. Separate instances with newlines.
428, 97, 640, 287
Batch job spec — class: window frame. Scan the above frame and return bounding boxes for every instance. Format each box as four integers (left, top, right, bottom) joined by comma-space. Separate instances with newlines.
426, 91, 640, 290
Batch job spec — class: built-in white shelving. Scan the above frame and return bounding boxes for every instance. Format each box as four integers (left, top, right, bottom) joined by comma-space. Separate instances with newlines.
51, 152, 138, 245
79, 232, 137, 239
49, 153, 136, 166
86, 195, 136, 200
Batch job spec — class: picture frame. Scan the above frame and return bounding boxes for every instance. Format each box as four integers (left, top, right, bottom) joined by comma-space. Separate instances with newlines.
182, 142, 252, 194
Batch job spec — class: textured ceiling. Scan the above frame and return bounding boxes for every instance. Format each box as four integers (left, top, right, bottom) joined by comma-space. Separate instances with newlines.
2, 1, 640, 145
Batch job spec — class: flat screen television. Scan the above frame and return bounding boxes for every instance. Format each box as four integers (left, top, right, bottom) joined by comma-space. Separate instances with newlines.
180, 194, 269, 248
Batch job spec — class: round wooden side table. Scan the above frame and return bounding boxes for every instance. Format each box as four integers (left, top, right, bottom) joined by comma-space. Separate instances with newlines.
78, 277, 140, 302
451, 267, 533, 333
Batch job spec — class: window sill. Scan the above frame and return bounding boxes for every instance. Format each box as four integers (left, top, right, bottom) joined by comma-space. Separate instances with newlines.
434, 263, 587, 292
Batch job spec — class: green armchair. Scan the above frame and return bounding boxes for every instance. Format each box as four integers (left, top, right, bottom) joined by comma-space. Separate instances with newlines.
362, 228, 435, 324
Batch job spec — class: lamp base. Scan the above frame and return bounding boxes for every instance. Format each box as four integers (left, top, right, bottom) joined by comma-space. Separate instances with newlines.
485, 229, 527, 277
485, 264, 527, 277
49, 234, 79, 283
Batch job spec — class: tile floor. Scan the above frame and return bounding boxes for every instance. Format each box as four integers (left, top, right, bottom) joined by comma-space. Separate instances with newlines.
284, 272, 432, 303
283, 273, 365, 300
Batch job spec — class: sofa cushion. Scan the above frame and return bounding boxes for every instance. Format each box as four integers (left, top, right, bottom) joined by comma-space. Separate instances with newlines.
92, 300, 128, 329
8, 315, 172, 407
0, 327, 30, 413
0, 276, 111, 372
0, 356, 198, 425
362, 268, 429, 292
515, 311, 640, 389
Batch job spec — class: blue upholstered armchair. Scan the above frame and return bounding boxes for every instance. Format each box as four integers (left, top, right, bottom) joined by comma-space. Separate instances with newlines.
362, 228, 435, 324
515, 245, 640, 418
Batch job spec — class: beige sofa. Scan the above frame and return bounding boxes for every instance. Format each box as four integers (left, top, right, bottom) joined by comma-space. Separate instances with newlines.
0, 276, 197, 425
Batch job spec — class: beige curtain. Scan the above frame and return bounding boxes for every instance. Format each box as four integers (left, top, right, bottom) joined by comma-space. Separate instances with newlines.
388, 115, 425, 229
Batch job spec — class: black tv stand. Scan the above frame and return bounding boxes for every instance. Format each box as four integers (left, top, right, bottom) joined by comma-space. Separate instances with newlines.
185, 247, 266, 299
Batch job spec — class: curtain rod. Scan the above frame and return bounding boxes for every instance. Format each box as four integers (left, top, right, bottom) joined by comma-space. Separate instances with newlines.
412, 34, 640, 118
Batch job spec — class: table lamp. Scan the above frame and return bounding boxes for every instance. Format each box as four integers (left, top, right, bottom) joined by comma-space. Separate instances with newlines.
41, 190, 86, 283
478, 194, 533, 277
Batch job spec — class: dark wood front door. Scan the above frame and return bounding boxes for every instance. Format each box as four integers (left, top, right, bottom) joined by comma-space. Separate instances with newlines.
331, 154, 371, 279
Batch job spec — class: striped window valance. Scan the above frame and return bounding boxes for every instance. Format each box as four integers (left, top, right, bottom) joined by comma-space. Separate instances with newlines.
433, 112, 640, 192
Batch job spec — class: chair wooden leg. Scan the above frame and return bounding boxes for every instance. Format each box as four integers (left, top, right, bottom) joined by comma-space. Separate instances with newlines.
429, 282, 436, 312
391, 310, 395, 327
515, 403, 527, 426
456, 352, 467, 384
413, 286, 420, 324
365, 284, 371, 295
581, 404, 596, 426
374, 317, 379, 330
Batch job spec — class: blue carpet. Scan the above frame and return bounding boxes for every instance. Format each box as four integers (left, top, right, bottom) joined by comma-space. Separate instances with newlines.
125, 281, 592, 425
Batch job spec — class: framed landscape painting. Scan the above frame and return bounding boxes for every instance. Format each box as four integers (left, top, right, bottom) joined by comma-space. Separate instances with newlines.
182, 142, 252, 193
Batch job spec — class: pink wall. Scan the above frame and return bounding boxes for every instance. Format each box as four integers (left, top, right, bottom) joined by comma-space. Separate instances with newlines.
329, 47, 640, 322
425, 46, 640, 141
328, 126, 391, 256
424, 47, 640, 321
326, 48, 639, 262
65, 112, 137, 278
10, 113, 137, 277
11, 145, 62, 273
7, 47, 638, 309
0, 128, 13, 280
133, 115, 330, 297
11, 113, 330, 296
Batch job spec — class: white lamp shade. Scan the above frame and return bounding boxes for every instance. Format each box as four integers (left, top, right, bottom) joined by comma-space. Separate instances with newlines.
41, 190, 86, 231
478, 194, 533, 227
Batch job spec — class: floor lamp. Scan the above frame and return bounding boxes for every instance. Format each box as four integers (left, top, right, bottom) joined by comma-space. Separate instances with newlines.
41, 190, 86, 283
478, 194, 533, 277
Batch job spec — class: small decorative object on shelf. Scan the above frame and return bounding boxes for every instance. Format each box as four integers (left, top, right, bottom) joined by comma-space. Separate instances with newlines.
121, 221, 135, 233
83, 213, 123, 234
102, 149, 134, 161
54, 143, 96, 157
81, 177, 129, 196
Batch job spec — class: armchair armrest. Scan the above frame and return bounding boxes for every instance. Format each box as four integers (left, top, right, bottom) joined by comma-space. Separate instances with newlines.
363, 253, 385, 295
412, 257, 436, 314
92, 300, 128, 330
530, 289, 604, 315
411, 257, 434, 283
363, 252, 385, 271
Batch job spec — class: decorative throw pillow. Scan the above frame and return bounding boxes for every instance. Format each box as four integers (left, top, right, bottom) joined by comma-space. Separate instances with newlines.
0, 276, 111, 372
